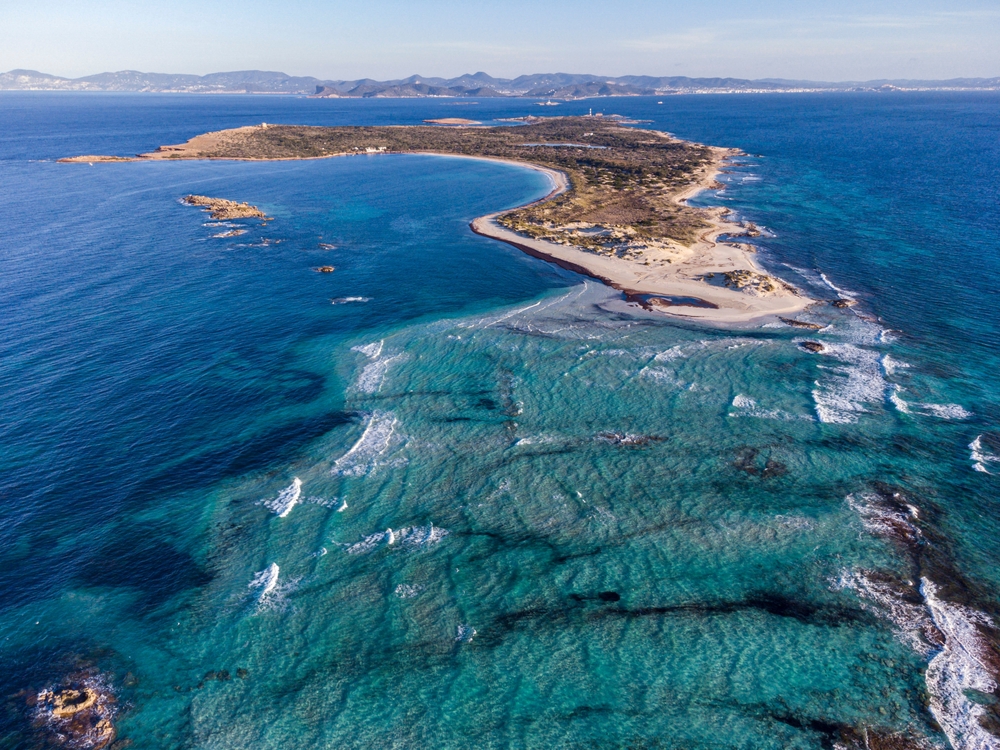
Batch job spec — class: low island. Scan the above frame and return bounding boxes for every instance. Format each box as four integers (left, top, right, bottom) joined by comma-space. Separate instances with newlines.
61, 117, 814, 322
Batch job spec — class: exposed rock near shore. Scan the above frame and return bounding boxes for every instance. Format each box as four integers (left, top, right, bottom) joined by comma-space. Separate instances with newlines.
722, 269, 793, 296
31, 671, 117, 749
183, 195, 270, 221
780, 317, 824, 330
799, 341, 825, 353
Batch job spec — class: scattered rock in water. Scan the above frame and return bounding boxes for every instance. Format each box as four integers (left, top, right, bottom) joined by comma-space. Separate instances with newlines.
183, 195, 270, 221
314, 266, 336, 273
598, 591, 621, 602
595, 431, 664, 447
799, 341, 825, 353
212, 229, 246, 238
734, 447, 788, 479
236, 668, 249, 679
831, 299, 857, 308
779, 317, 823, 330
319, 243, 337, 250
742, 221, 762, 237
761, 459, 789, 479
32, 671, 117, 749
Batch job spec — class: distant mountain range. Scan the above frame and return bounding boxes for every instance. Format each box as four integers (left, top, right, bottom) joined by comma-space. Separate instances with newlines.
2, 69, 998, 97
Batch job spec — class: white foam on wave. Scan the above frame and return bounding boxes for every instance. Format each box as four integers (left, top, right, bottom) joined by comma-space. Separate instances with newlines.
835, 569, 935, 656
890, 386, 972, 420
922, 578, 999, 750
357, 352, 405, 394
730, 394, 809, 421
352, 340, 384, 359
345, 522, 449, 555
639, 367, 685, 387
847, 492, 922, 542
921, 403, 973, 420
332, 296, 371, 304
819, 272, 858, 300
841, 494, 1000, 750
881, 354, 910, 377
350, 339, 408, 394
332, 411, 399, 477
456, 624, 477, 643
889, 385, 912, 415
971, 436, 999, 475
811, 343, 886, 424
395, 583, 423, 599
247, 563, 283, 613
263, 478, 302, 517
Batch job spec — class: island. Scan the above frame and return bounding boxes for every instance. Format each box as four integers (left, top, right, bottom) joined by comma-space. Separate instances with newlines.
60, 117, 814, 322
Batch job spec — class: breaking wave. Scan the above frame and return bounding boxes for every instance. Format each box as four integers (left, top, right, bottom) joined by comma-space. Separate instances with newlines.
332, 411, 399, 477
971, 436, 999, 475
262, 478, 302, 518
345, 522, 449, 555
730, 394, 809, 421
811, 343, 886, 424
841, 491, 1000, 750
351, 339, 406, 394
890, 386, 972, 420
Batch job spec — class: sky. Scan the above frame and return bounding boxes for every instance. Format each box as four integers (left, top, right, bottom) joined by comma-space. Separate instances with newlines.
2, 0, 998, 81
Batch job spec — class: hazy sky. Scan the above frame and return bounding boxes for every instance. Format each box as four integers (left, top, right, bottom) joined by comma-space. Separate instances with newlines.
3, 0, 997, 81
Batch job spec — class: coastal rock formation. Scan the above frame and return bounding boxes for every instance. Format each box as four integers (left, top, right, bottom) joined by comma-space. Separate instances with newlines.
799, 341, 825, 353
779, 317, 823, 330
182, 195, 269, 221
723, 269, 790, 296
315, 266, 335, 273
595, 431, 664, 447
832, 299, 857, 308
31, 671, 117, 749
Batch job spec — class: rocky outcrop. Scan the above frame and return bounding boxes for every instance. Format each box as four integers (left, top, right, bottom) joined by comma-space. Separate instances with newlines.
779, 317, 823, 330
832, 299, 857, 308
314, 266, 336, 273
183, 195, 270, 220
31, 671, 117, 749
723, 269, 793, 296
799, 341, 825, 353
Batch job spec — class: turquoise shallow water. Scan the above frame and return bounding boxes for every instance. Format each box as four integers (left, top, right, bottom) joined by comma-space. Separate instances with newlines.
1, 93, 999, 749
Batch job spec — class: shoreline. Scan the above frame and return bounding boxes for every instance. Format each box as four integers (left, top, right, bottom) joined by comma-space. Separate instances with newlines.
469, 150, 812, 323
60, 123, 814, 324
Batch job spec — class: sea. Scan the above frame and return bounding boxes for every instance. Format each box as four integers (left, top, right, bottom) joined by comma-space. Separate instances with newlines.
1, 91, 999, 749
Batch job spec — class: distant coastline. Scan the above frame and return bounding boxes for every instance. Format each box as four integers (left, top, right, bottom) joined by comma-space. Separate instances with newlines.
4, 68, 999, 99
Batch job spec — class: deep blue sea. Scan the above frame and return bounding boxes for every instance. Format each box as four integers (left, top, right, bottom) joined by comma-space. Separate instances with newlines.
1, 91, 999, 749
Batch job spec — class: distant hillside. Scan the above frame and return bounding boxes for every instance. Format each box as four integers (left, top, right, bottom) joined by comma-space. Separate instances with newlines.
2, 68, 999, 97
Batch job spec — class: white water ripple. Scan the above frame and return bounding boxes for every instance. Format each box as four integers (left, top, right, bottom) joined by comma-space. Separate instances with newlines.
332, 411, 399, 477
